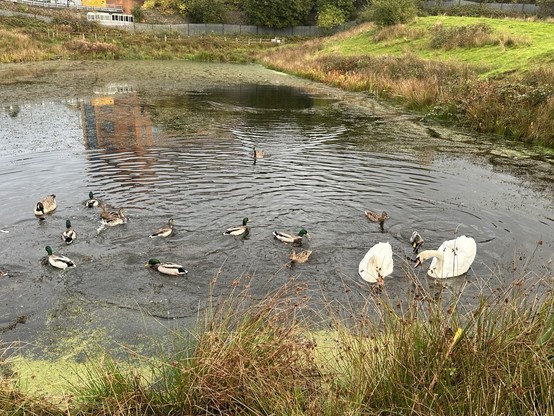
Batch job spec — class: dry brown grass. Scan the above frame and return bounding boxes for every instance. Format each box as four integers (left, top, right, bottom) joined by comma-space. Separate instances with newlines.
0, 29, 53, 62
429, 22, 530, 50
373, 23, 426, 42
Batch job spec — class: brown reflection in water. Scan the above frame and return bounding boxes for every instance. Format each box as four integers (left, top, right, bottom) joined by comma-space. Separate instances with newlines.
81, 85, 158, 190
81, 89, 153, 151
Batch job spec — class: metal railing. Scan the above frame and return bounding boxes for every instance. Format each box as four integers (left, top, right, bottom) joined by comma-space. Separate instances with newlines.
7, 0, 122, 13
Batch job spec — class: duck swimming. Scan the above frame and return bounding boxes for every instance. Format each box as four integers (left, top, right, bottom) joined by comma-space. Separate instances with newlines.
145, 258, 188, 276
273, 228, 309, 246
253, 147, 265, 158
289, 250, 312, 264
410, 231, 425, 253
62, 219, 76, 244
100, 205, 127, 226
224, 217, 249, 237
358, 242, 393, 286
86, 192, 99, 208
364, 210, 389, 231
45, 245, 76, 270
415, 235, 476, 279
34, 195, 57, 217
150, 218, 174, 238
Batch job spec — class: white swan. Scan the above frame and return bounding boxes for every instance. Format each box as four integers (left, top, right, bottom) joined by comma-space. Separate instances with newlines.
358, 242, 393, 285
415, 235, 476, 278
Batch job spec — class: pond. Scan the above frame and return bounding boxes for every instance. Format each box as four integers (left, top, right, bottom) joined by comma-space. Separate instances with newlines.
0, 60, 552, 359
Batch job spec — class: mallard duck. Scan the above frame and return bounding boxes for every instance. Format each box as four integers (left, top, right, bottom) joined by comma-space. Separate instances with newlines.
150, 218, 174, 238
86, 192, 99, 208
415, 235, 476, 279
100, 205, 127, 226
410, 231, 425, 253
62, 219, 76, 244
358, 242, 393, 286
364, 210, 389, 230
253, 147, 265, 158
34, 194, 57, 217
45, 245, 76, 269
289, 250, 312, 264
145, 258, 188, 276
224, 217, 249, 236
273, 228, 309, 246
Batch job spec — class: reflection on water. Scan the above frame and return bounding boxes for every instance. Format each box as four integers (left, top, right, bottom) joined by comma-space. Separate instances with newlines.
83, 82, 153, 150
0, 61, 552, 358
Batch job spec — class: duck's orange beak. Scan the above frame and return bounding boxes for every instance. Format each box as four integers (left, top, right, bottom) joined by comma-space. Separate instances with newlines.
414, 258, 422, 267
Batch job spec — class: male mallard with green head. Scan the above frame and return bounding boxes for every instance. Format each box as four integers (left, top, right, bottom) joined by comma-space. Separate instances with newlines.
410, 231, 424, 254
86, 192, 99, 208
273, 228, 309, 246
45, 245, 76, 269
150, 218, 174, 238
224, 217, 249, 237
145, 258, 188, 276
34, 194, 57, 217
62, 219, 76, 244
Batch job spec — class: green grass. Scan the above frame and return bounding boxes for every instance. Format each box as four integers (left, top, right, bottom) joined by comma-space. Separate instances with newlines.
322, 16, 554, 77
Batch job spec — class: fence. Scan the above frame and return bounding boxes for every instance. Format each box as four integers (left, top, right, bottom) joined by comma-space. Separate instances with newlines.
131, 23, 325, 37
422, 0, 551, 15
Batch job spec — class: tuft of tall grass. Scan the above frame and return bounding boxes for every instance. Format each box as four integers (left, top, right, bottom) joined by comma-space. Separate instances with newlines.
149, 280, 320, 415
372, 24, 425, 43
429, 22, 529, 50
323, 271, 554, 415
0, 29, 53, 62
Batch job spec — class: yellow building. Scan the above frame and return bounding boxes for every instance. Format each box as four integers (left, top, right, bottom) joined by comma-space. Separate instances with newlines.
82, 0, 107, 7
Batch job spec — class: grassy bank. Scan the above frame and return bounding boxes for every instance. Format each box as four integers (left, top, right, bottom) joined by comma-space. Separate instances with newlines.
0, 13, 277, 63
1, 7, 553, 146
259, 17, 554, 147
2, 268, 553, 415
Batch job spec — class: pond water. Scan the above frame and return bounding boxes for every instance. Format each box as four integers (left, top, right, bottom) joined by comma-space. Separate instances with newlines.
0, 60, 552, 358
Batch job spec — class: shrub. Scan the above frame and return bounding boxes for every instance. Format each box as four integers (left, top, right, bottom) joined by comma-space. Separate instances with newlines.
186, 0, 227, 23
317, 4, 349, 32
361, 0, 417, 27
64, 39, 118, 56
131, 4, 144, 23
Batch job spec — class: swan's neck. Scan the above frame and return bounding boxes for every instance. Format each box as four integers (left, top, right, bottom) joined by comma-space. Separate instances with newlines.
418, 250, 444, 262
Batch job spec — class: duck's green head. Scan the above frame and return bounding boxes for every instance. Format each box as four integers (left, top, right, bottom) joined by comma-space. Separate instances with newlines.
66, 219, 72, 228
146, 258, 160, 267
45, 246, 53, 255
89, 192, 94, 199
242, 217, 249, 226
298, 228, 308, 237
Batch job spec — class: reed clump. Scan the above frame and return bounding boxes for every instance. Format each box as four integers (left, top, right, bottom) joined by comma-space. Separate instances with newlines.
1, 268, 553, 415
0, 28, 53, 62
372, 23, 425, 42
64, 39, 118, 56
324, 272, 554, 414
0, 375, 61, 415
